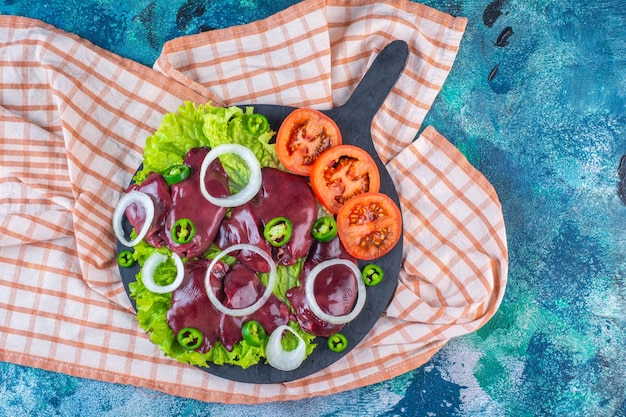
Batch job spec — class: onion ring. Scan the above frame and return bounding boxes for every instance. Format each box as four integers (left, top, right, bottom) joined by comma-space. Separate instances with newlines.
112, 191, 155, 247
204, 243, 276, 317
305, 259, 366, 325
142, 252, 185, 294
266, 325, 306, 371
200, 144, 262, 207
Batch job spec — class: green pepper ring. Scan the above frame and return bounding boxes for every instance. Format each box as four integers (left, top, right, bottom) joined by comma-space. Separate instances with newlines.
246, 113, 269, 134
263, 216, 293, 247
117, 250, 135, 268
177, 327, 203, 350
362, 263, 384, 287
241, 320, 268, 347
163, 164, 191, 185
171, 218, 196, 244
311, 216, 338, 242
327, 333, 348, 352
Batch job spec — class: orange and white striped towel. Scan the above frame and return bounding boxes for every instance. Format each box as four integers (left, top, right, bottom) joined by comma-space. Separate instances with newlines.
0, 0, 507, 404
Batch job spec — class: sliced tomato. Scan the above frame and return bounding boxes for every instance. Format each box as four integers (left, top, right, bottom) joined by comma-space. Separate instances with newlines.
310, 144, 380, 214
276, 108, 342, 176
336, 192, 402, 260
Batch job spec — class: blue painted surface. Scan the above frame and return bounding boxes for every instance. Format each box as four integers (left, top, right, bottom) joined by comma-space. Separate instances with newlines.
1, 0, 626, 415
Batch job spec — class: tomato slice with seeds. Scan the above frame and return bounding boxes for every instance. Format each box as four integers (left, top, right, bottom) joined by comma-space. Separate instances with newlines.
310, 144, 381, 214
276, 108, 342, 176
336, 192, 402, 260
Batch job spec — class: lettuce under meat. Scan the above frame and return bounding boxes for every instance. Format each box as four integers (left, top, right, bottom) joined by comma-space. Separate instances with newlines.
127, 101, 316, 370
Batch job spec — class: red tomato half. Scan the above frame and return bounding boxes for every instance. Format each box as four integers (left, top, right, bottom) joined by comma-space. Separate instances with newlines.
336, 192, 402, 260
276, 108, 342, 176
310, 144, 380, 214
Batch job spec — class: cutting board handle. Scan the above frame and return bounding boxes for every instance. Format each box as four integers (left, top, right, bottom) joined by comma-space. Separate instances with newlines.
329, 40, 409, 125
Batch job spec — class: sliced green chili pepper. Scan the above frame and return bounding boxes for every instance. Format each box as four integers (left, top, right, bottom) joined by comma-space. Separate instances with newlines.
171, 218, 196, 244
162, 164, 191, 185
241, 320, 267, 347
177, 327, 203, 350
263, 216, 293, 247
327, 333, 348, 352
311, 216, 338, 242
362, 264, 384, 287
246, 113, 269, 134
117, 250, 135, 268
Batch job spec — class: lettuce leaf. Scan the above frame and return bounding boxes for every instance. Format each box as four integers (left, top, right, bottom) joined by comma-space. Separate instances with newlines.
134, 101, 209, 183
259, 258, 304, 306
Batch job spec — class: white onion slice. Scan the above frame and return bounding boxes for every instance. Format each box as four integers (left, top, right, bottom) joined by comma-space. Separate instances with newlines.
204, 243, 276, 317
112, 191, 155, 247
305, 259, 366, 325
266, 325, 306, 371
200, 144, 262, 207
142, 252, 185, 294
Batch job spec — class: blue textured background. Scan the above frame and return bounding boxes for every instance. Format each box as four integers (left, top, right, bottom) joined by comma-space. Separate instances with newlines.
1, 1, 625, 416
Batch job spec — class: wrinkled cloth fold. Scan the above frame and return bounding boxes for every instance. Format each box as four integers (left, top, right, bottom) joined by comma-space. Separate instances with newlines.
0, 0, 507, 404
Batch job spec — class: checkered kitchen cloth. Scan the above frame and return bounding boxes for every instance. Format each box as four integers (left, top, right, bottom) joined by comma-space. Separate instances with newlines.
0, 0, 507, 404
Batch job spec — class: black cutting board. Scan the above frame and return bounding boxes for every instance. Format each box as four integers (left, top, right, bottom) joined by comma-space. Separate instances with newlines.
117, 40, 408, 383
